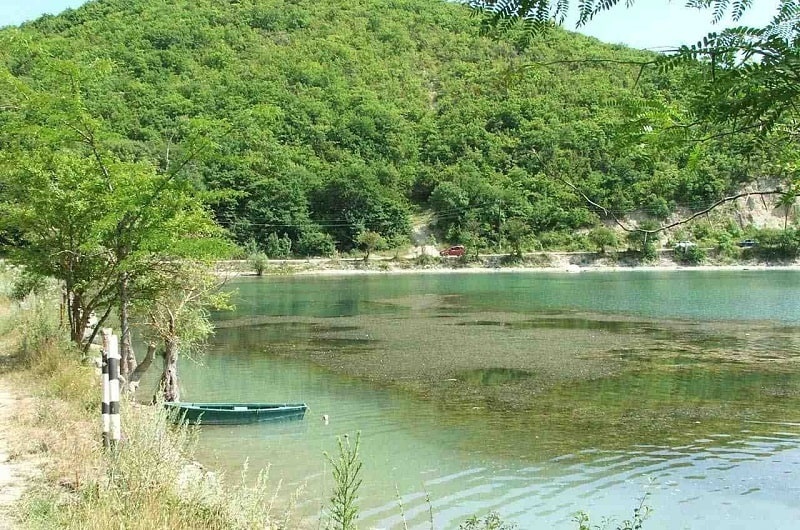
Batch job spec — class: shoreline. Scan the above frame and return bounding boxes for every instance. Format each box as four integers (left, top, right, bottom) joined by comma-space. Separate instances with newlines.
220, 256, 800, 277
293, 263, 800, 276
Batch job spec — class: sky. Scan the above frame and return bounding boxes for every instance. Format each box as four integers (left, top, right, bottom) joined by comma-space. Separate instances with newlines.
0, 0, 781, 50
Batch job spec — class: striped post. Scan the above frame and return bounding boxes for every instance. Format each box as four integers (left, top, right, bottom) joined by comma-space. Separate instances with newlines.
107, 332, 122, 448
101, 328, 112, 448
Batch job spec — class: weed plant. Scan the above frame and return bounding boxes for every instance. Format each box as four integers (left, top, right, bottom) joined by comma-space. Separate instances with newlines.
459, 512, 517, 530
573, 494, 651, 530
324, 433, 362, 530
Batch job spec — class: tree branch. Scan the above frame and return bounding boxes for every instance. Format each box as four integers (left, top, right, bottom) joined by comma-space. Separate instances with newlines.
81, 304, 113, 355
62, 120, 113, 190
129, 342, 157, 386
559, 177, 785, 234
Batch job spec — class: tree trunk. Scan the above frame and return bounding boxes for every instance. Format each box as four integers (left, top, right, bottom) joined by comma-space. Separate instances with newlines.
118, 274, 137, 378
69, 292, 89, 346
128, 342, 156, 395
160, 320, 180, 402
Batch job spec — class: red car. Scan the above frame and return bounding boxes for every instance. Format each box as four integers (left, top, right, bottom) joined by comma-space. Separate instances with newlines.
439, 245, 465, 257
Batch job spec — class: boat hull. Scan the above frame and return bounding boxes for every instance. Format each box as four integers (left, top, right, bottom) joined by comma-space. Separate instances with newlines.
164, 402, 307, 425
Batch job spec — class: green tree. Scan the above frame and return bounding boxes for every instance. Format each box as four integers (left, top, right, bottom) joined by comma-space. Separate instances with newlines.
137, 261, 231, 402
589, 227, 619, 254
471, 0, 799, 236
752, 228, 800, 260
775, 191, 797, 230
248, 251, 268, 276
430, 181, 470, 235
626, 220, 660, 260
675, 244, 706, 265
457, 217, 489, 261
469, 0, 798, 135
502, 218, 532, 258
296, 231, 336, 257
356, 230, 385, 262
0, 47, 232, 368
2, 0, 787, 258
264, 232, 292, 259
311, 168, 411, 251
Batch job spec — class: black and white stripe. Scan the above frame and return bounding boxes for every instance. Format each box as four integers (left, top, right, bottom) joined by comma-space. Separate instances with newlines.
101, 328, 121, 448
107, 332, 121, 446
101, 345, 110, 448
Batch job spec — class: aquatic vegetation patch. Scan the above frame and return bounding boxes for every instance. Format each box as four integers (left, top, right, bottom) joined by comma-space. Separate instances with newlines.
456, 320, 508, 327
458, 368, 535, 386
508, 317, 647, 333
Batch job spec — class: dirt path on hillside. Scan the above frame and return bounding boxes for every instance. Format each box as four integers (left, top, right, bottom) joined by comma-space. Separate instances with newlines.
0, 376, 37, 529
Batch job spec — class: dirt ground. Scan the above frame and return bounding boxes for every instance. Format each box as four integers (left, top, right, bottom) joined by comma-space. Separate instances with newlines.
0, 364, 37, 528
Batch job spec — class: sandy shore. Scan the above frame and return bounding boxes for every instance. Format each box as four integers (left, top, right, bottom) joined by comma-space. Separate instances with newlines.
220, 254, 800, 277
294, 263, 800, 275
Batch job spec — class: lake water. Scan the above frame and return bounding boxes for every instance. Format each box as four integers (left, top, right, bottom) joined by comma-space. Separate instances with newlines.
162, 271, 800, 529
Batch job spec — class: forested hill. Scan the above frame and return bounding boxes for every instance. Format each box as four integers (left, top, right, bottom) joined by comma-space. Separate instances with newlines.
4, 0, 762, 255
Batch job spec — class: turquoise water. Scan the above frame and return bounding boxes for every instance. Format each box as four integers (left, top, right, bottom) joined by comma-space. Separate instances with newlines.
158, 271, 800, 529
218, 270, 800, 322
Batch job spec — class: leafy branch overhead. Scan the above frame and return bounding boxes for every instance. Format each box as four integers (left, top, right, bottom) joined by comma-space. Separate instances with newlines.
469, 0, 800, 135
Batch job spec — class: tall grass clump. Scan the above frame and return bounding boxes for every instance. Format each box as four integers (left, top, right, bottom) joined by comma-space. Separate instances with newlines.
0, 266, 65, 366
16, 368, 299, 528
21, 400, 297, 529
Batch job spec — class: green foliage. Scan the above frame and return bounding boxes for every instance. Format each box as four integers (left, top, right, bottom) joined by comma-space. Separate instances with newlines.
749, 228, 800, 260
0, 0, 774, 258
588, 227, 619, 253
325, 433, 363, 530
469, 1, 799, 138
0, 46, 234, 349
312, 170, 411, 251
264, 233, 292, 259
502, 218, 532, 257
625, 221, 659, 261
470, 0, 799, 242
248, 251, 268, 276
459, 512, 517, 530
356, 230, 386, 262
10, 270, 49, 302
11, 294, 67, 367
573, 496, 651, 530
296, 231, 336, 257
414, 253, 442, 267
675, 244, 706, 265
138, 261, 232, 361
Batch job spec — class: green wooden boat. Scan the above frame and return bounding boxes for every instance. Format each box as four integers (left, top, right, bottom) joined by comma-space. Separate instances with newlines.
164, 402, 307, 425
